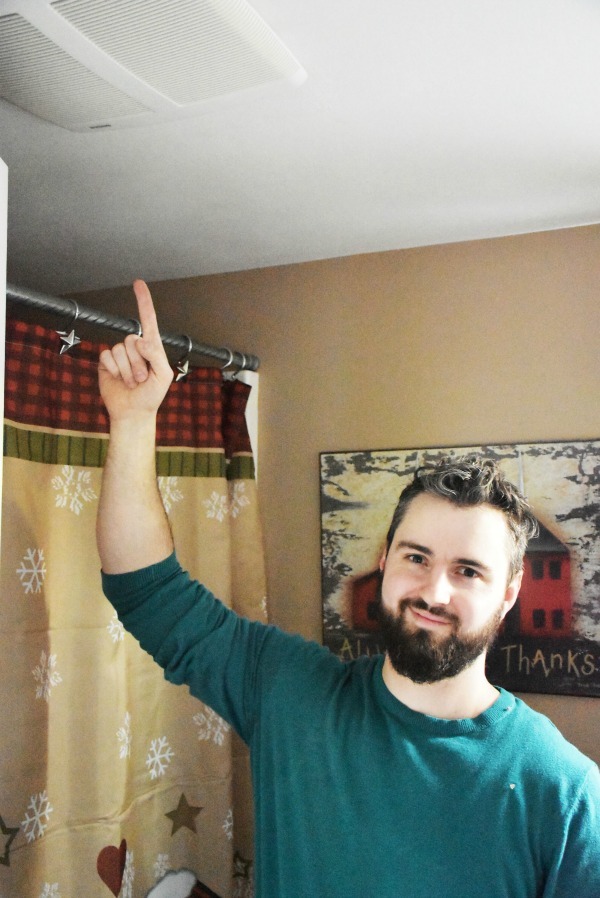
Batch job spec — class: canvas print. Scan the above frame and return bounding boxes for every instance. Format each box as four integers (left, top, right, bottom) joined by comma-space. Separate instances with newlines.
320, 441, 600, 696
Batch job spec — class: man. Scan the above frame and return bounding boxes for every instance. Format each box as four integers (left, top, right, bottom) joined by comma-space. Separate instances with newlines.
98, 280, 600, 897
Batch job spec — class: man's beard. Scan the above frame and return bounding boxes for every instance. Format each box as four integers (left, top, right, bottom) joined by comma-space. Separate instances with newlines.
376, 584, 503, 684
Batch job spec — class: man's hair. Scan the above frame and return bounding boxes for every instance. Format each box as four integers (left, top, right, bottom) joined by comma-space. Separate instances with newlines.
385, 456, 539, 582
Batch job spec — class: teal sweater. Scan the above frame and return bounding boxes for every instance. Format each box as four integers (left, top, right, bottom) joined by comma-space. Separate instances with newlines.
102, 554, 600, 897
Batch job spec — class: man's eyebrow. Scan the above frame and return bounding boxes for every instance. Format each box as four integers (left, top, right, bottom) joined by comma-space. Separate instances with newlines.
394, 540, 433, 556
456, 557, 492, 573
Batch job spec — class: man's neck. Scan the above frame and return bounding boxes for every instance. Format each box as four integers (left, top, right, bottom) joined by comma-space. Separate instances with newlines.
381, 654, 500, 720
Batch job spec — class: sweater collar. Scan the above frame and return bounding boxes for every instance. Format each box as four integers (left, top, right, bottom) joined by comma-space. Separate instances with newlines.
374, 655, 516, 735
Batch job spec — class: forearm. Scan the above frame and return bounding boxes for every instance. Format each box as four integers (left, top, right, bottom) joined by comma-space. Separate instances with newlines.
97, 413, 174, 574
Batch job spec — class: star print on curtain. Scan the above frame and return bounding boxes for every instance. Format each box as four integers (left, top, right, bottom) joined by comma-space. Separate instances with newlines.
1, 317, 266, 898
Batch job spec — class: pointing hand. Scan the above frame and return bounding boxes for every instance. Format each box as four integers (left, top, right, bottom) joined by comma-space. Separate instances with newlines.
98, 280, 174, 421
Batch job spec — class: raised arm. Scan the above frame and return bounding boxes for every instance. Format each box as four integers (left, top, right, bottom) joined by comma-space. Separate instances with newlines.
96, 280, 175, 573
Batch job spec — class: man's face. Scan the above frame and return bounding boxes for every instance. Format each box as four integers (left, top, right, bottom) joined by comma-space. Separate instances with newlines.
378, 493, 522, 684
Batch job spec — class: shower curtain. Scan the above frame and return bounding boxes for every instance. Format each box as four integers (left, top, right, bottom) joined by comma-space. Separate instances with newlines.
1, 317, 266, 898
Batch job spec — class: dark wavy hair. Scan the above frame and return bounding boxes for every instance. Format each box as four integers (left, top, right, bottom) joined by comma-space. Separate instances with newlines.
385, 456, 539, 582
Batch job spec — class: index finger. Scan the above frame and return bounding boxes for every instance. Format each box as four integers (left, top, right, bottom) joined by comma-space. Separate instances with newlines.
132, 279, 161, 341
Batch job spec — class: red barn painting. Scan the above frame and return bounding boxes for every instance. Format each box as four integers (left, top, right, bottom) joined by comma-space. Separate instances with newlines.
322, 441, 600, 695
509, 520, 572, 637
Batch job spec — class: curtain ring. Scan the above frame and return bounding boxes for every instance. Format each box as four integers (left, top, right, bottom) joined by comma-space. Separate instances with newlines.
221, 347, 239, 381
56, 299, 82, 355
220, 348, 234, 370
129, 318, 142, 337
175, 334, 193, 381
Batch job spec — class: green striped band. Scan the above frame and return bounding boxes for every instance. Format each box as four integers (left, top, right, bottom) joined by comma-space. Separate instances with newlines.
3, 423, 255, 480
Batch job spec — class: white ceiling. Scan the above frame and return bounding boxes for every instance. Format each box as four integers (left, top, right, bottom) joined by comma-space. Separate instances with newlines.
2, 0, 600, 296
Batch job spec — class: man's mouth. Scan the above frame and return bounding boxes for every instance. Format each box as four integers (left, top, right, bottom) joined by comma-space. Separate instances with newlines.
406, 603, 455, 629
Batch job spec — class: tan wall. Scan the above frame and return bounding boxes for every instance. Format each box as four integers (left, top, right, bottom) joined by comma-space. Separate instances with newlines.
81, 223, 600, 763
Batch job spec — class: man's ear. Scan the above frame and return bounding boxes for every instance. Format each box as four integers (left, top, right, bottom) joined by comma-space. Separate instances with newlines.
501, 570, 523, 619
378, 550, 387, 572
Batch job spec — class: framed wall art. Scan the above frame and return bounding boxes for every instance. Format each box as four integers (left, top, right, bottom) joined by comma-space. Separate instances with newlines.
320, 440, 600, 696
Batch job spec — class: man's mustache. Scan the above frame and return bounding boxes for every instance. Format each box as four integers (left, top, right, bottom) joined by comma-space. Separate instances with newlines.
399, 597, 460, 625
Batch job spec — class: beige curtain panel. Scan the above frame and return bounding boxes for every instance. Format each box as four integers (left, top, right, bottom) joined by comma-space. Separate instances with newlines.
1, 318, 266, 898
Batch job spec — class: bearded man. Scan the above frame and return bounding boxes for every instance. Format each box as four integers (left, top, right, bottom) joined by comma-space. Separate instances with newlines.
97, 279, 600, 898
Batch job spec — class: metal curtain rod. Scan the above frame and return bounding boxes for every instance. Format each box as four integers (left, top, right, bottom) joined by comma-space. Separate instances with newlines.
6, 282, 260, 372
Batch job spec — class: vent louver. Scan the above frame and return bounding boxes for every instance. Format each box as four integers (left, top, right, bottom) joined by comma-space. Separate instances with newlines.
0, 0, 306, 131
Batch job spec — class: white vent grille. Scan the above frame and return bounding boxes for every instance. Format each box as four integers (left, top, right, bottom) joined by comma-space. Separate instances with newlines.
0, 13, 149, 128
0, 0, 306, 130
53, 0, 300, 104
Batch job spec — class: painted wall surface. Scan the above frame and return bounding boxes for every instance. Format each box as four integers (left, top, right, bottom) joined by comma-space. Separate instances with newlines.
80, 224, 600, 764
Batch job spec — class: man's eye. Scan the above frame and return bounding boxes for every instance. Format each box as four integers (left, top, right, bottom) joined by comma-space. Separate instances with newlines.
459, 566, 479, 579
407, 554, 425, 564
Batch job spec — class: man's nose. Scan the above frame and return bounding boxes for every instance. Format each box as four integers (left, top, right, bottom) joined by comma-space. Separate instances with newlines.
422, 571, 452, 606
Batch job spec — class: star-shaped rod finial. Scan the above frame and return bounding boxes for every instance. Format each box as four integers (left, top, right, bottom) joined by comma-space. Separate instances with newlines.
57, 329, 82, 354
175, 335, 193, 381
56, 299, 81, 354
175, 358, 190, 381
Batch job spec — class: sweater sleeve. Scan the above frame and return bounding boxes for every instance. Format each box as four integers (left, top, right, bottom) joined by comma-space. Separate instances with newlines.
101, 552, 271, 743
542, 762, 600, 897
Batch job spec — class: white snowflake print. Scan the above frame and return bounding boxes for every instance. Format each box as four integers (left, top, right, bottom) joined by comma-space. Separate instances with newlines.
146, 737, 174, 779
51, 465, 97, 515
193, 705, 231, 746
223, 808, 234, 841
154, 853, 171, 879
32, 651, 62, 702
39, 885, 60, 898
121, 849, 135, 898
107, 611, 125, 643
17, 548, 47, 594
117, 712, 132, 759
203, 491, 229, 522
21, 791, 53, 842
157, 476, 184, 514
229, 482, 251, 518
204, 484, 251, 523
